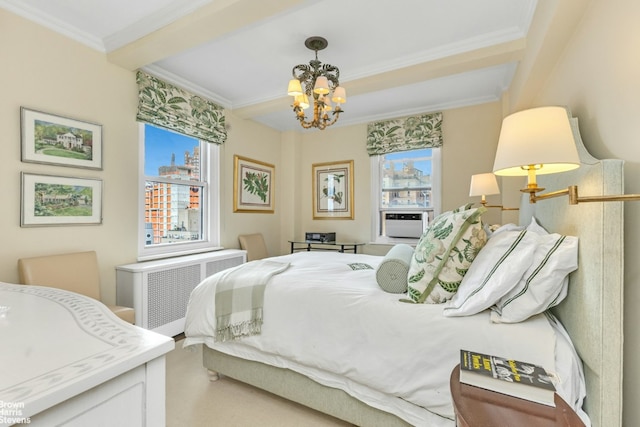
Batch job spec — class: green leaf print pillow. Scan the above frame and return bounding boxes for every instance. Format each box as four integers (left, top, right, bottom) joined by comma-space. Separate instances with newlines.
407, 204, 487, 303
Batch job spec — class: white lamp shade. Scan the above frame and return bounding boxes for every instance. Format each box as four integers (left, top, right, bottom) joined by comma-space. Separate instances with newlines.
313, 76, 330, 95
295, 94, 309, 109
321, 95, 332, 111
332, 86, 347, 104
287, 79, 303, 96
469, 173, 500, 197
493, 106, 580, 176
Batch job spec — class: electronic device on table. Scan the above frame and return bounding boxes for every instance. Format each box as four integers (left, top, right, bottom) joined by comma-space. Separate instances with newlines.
305, 232, 336, 243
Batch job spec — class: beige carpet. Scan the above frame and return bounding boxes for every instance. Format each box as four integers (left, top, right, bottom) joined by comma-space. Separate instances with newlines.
166, 338, 353, 427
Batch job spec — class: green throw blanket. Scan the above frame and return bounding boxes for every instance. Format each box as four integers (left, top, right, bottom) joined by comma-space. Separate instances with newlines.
215, 259, 290, 342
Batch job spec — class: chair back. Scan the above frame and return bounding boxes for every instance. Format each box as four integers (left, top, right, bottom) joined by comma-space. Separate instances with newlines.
18, 251, 102, 300
238, 233, 268, 261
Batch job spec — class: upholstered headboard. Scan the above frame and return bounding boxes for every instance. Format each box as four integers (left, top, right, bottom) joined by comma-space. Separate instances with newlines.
518, 112, 623, 427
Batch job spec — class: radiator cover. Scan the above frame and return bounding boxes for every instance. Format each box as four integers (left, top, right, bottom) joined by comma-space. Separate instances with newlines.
116, 249, 246, 337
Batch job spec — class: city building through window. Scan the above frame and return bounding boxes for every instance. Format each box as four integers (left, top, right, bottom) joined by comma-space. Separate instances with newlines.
138, 124, 219, 260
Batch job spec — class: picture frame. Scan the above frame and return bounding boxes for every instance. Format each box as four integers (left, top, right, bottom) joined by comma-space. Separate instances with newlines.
312, 160, 354, 220
21, 172, 103, 227
233, 155, 275, 213
21, 107, 103, 170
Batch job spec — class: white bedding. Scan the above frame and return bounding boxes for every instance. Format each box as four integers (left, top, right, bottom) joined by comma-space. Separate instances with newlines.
184, 251, 587, 426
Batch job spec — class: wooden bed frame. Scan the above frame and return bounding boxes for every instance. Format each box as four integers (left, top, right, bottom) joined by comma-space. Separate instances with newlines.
202, 112, 623, 427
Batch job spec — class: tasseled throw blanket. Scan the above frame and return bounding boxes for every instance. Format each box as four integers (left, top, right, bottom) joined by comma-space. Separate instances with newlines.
215, 259, 290, 342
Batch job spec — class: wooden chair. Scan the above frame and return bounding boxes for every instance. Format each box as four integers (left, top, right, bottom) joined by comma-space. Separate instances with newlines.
238, 233, 268, 261
17, 251, 135, 324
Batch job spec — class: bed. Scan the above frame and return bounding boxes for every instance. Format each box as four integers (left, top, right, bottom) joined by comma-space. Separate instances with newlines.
183, 113, 623, 427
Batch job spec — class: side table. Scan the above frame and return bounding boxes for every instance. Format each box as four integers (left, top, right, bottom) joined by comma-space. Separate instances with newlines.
450, 364, 585, 427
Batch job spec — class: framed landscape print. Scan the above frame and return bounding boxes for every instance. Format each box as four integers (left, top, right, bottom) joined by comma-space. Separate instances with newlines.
312, 160, 354, 219
21, 107, 103, 170
233, 155, 275, 213
21, 173, 103, 227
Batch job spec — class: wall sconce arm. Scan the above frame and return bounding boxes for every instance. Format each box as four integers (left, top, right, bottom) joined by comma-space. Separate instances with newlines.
479, 201, 519, 211
526, 185, 640, 204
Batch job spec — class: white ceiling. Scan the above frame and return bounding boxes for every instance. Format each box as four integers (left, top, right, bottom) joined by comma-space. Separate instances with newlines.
0, 0, 540, 132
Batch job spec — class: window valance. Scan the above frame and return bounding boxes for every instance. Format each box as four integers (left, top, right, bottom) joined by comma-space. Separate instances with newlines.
136, 71, 227, 144
366, 112, 443, 156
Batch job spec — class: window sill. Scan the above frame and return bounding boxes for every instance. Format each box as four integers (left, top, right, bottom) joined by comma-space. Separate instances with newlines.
137, 246, 224, 262
370, 237, 419, 246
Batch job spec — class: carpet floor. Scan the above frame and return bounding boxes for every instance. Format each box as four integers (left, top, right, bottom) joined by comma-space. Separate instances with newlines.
165, 338, 353, 426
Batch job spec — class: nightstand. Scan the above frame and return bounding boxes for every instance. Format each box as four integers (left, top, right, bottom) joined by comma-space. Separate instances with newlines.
450, 364, 585, 427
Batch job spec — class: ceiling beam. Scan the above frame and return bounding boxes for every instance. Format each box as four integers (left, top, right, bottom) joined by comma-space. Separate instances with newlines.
107, 0, 306, 71
506, 0, 593, 112
233, 38, 526, 119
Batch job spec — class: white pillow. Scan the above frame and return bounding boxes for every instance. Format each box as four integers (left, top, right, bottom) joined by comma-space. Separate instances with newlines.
491, 218, 578, 323
442, 228, 539, 317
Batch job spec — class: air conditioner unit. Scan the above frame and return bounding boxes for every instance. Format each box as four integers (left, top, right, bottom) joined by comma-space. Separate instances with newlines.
116, 249, 246, 337
384, 212, 427, 238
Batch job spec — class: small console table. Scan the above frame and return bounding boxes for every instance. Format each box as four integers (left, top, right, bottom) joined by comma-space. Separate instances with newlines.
450, 364, 585, 427
289, 240, 366, 254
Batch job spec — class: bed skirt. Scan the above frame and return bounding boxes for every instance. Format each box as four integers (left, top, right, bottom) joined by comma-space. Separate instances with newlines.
202, 346, 413, 427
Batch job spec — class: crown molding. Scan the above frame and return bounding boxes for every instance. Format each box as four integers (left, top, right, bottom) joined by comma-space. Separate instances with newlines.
0, 0, 104, 51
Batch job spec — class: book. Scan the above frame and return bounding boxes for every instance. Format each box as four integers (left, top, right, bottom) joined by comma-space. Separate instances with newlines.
459, 349, 557, 407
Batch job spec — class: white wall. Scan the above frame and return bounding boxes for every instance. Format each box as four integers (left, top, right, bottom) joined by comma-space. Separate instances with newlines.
516, 0, 639, 424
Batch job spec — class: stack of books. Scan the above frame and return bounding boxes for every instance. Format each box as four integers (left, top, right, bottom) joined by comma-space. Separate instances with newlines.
459, 349, 557, 407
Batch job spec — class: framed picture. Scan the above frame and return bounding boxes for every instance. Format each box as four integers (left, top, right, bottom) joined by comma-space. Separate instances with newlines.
21, 172, 103, 227
312, 160, 354, 219
21, 107, 103, 170
233, 155, 275, 213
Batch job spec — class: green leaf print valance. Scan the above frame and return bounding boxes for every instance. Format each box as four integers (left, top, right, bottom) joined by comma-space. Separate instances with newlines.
366, 112, 443, 156
136, 70, 227, 144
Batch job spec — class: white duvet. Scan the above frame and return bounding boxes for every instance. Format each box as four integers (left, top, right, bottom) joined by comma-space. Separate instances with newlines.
184, 252, 587, 426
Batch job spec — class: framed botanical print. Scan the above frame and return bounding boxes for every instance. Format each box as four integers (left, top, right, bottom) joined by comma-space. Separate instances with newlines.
312, 160, 354, 219
21, 172, 103, 227
21, 107, 102, 170
233, 155, 275, 213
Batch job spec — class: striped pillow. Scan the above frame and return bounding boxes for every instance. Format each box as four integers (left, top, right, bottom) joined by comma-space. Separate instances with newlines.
491, 220, 578, 323
443, 228, 539, 317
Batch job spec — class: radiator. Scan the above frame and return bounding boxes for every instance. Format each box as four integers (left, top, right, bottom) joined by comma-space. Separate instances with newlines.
116, 249, 246, 337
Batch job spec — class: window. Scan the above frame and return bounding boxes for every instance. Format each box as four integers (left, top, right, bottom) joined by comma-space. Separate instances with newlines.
139, 124, 220, 260
370, 147, 441, 243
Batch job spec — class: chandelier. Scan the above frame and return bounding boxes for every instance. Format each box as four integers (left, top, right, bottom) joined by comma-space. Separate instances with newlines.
287, 36, 346, 130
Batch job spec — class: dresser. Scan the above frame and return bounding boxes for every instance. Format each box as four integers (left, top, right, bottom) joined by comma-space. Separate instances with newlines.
0, 282, 174, 426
